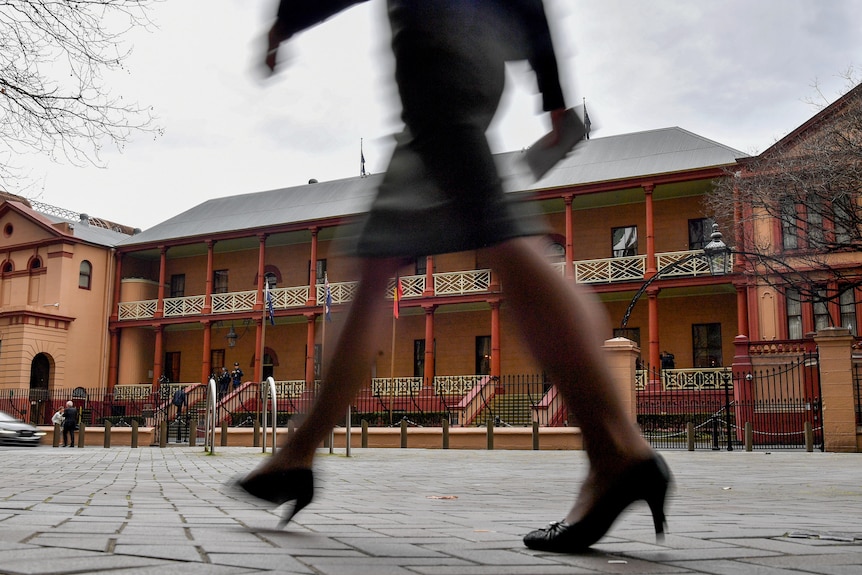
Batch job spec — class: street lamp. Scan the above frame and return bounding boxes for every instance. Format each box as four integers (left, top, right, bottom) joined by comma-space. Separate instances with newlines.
620, 223, 732, 329
225, 324, 238, 348
703, 223, 731, 276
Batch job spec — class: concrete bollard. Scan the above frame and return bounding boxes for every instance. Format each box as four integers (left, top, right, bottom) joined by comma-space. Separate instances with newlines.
400, 418, 408, 448
442, 419, 449, 449
131, 420, 139, 448
104, 420, 111, 448
361, 419, 369, 448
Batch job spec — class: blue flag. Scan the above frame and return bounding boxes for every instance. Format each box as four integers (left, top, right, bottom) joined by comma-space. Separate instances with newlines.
265, 286, 275, 326
324, 274, 332, 322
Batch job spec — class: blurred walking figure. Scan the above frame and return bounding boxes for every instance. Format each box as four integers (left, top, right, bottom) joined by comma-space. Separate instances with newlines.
239, 0, 671, 553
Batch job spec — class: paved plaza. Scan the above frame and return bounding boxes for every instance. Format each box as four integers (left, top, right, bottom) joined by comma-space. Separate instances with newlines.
0, 445, 859, 575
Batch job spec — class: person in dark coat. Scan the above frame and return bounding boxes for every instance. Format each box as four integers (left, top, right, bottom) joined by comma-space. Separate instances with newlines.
239, 0, 669, 553
61, 401, 77, 447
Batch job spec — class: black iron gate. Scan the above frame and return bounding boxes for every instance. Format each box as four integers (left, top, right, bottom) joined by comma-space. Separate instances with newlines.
637, 353, 823, 451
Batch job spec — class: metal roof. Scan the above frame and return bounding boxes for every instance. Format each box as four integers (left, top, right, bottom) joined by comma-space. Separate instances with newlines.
120, 127, 746, 247
43, 214, 132, 247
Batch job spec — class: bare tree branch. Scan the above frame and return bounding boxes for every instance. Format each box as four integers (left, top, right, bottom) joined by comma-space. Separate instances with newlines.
707, 72, 862, 319
0, 0, 162, 185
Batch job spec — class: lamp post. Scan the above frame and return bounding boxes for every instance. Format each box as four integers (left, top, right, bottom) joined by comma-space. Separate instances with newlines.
620, 223, 731, 329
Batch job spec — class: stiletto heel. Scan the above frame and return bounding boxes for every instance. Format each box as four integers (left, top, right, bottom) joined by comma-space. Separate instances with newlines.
523, 454, 672, 553
234, 468, 314, 527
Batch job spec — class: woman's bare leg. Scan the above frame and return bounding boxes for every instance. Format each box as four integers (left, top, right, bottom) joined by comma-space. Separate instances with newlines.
486, 237, 654, 523
253, 256, 403, 472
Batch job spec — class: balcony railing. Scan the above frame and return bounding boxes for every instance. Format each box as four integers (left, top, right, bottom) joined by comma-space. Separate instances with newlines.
636, 367, 733, 391
117, 250, 715, 321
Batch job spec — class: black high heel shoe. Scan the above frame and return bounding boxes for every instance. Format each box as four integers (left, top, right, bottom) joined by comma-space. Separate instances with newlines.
236, 468, 314, 527
523, 454, 672, 553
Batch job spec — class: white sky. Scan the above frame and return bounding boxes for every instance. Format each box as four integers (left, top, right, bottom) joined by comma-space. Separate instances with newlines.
14, 0, 862, 231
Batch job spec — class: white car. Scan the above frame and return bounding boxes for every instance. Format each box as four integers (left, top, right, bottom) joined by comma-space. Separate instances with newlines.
0, 411, 46, 446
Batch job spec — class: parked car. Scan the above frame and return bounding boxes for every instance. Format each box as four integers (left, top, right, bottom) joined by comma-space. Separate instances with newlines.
0, 411, 46, 446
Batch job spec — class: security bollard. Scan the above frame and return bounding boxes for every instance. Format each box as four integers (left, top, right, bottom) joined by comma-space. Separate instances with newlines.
400, 418, 408, 448
104, 420, 111, 448
159, 421, 167, 448
532, 421, 539, 450
804, 421, 814, 452
442, 419, 449, 450
189, 419, 197, 447
486, 418, 494, 450
745, 422, 753, 451
53, 424, 61, 448
253, 418, 260, 448
131, 420, 139, 448
221, 422, 228, 446
361, 419, 369, 448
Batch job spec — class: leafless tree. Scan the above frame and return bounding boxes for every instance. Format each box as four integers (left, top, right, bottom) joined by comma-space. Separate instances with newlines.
0, 0, 161, 186
707, 74, 862, 320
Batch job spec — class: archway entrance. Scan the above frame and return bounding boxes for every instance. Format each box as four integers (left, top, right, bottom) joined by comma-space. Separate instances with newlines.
29, 353, 51, 423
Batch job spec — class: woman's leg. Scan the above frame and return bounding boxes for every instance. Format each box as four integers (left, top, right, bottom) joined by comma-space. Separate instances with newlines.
253, 256, 403, 472
486, 237, 655, 523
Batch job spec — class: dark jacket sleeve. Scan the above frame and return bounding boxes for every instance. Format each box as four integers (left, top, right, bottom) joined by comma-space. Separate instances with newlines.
513, 0, 565, 111
273, 0, 369, 39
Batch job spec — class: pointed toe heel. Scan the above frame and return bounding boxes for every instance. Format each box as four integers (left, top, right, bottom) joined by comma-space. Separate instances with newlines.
236, 468, 314, 527
524, 454, 672, 553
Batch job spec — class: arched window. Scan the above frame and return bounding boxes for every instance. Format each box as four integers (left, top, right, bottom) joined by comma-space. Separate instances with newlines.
1, 260, 12, 273
79, 260, 92, 290
29, 257, 42, 269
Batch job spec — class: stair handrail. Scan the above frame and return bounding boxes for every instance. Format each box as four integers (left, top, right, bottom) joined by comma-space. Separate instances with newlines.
203, 378, 217, 453
261, 376, 278, 454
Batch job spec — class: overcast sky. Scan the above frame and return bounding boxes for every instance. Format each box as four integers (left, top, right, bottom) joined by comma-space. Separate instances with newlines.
16, 0, 862, 231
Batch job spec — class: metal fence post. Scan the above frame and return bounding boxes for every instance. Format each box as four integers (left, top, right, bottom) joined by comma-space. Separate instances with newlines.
532, 421, 539, 450
361, 419, 369, 448
745, 422, 753, 451
686, 422, 695, 451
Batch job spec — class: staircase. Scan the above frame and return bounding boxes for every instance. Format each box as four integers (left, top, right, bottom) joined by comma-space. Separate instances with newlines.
475, 393, 536, 427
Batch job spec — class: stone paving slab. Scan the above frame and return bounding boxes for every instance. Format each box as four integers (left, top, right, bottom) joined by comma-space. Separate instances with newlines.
0, 446, 859, 574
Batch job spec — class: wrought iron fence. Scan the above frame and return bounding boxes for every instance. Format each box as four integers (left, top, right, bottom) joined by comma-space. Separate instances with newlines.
637, 355, 823, 451
1, 375, 554, 433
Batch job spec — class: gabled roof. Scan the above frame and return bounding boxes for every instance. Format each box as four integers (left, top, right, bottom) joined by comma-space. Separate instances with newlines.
121, 126, 746, 247
753, 81, 862, 160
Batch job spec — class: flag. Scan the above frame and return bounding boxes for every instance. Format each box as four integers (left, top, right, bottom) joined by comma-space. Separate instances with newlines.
393, 276, 403, 319
265, 284, 275, 326
360, 139, 368, 177
582, 98, 591, 140
324, 273, 332, 322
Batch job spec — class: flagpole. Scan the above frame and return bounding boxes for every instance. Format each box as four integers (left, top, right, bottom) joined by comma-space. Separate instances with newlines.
259, 284, 268, 433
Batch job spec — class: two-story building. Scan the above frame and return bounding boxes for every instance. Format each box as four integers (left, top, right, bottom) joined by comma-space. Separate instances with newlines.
109, 126, 747, 399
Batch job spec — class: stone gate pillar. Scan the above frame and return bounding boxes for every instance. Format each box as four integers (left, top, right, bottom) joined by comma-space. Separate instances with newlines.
603, 337, 640, 422
813, 327, 858, 452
